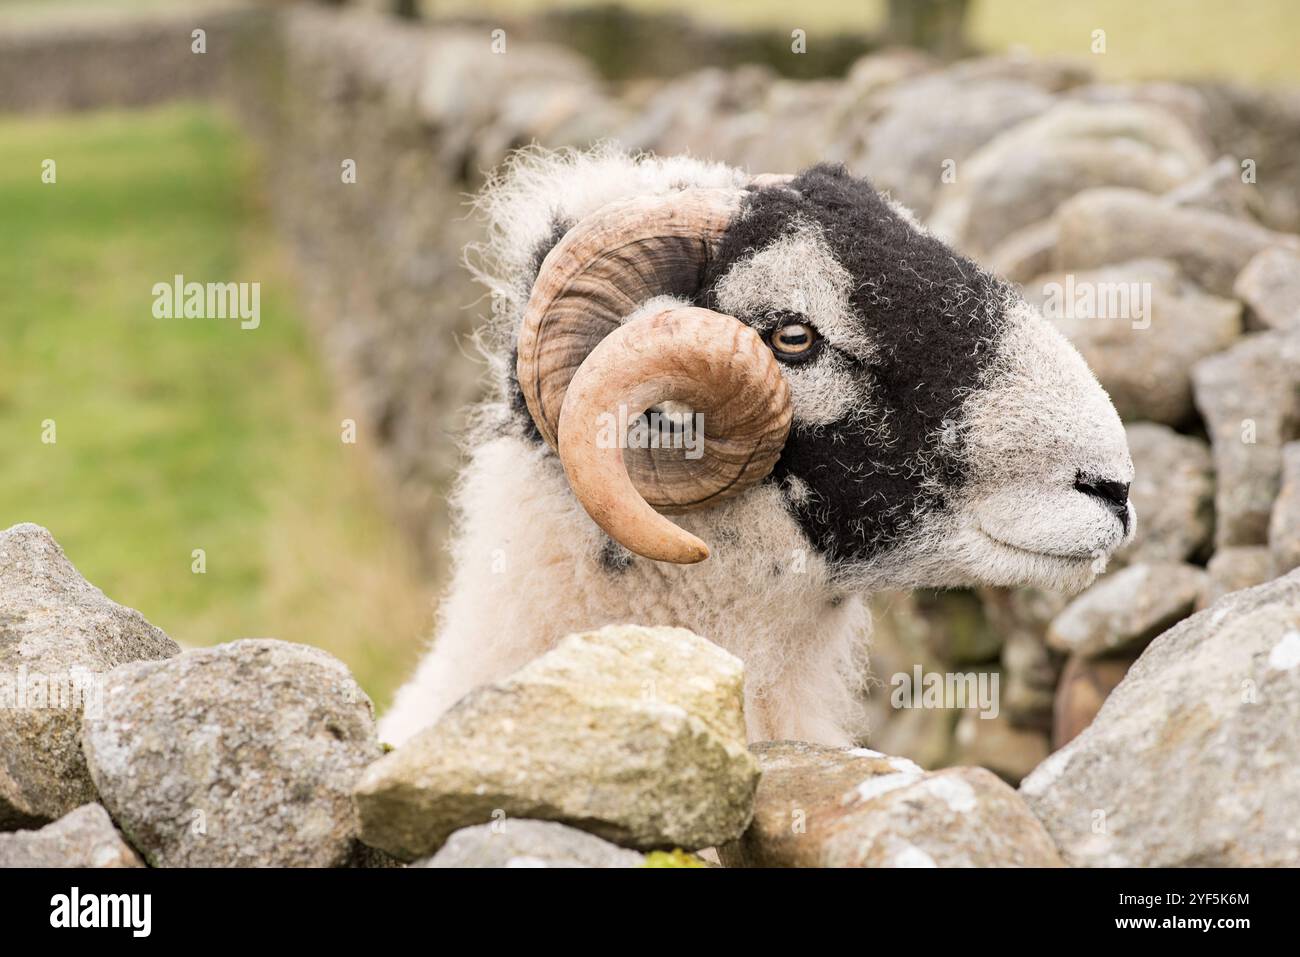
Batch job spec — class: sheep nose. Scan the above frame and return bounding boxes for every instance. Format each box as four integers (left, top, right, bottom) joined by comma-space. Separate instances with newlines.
1074, 474, 1130, 522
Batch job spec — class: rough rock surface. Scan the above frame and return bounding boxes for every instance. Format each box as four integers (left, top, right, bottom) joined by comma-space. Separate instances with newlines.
1234, 246, 1300, 331
1023, 259, 1241, 425
81, 639, 380, 867
1053, 187, 1300, 296
719, 742, 1062, 868
0, 523, 180, 829
999, 631, 1059, 731
1198, 546, 1277, 610
1046, 562, 1208, 658
355, 625, 759, 859
988, 219, 1058, 283
863, 592, 967, 767
1117, 423, 1214, 565
1269, 442, 1300, 573
0, 803, 142, 868
1052, 654, 1134, 749
1022, 569, 1300, 866
981, 586, 1070, 731
931, 101, 1207, 258
414, 820, 645, 869
861, 74, 1055, 218
949, 710, 1050, 786
1192, 332, 1300, 546
1162, 153, 1265, 221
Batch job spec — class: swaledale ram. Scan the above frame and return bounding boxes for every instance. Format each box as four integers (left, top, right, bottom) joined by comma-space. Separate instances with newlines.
381, 147, 1136, 747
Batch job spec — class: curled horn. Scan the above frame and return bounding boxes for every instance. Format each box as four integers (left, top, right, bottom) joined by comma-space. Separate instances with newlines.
516, 187, 793, 563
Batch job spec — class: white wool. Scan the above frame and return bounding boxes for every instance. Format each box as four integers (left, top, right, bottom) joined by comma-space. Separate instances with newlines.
384, 147, 1137, 748
381, 429, 872, 747
465, 143, 748, 383
840, 292, 1136, 597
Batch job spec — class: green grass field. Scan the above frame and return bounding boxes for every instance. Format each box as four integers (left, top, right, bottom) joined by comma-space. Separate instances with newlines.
0, 104, 431, 707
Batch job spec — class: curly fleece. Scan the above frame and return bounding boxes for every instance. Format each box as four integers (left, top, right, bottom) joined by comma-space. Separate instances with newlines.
380, 147, 1134, 749
703, 164, 1012, 564
508, 160, 1014, 565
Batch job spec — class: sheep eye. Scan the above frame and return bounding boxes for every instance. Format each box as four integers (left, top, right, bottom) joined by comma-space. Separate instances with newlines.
769, 322, 819, 360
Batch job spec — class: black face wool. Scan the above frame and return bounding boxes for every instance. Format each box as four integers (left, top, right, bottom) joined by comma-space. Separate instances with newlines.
528, 218, 572, 287
505, 167, 1011, 567
702, 164, 1010, 565
507, 218, 573, 445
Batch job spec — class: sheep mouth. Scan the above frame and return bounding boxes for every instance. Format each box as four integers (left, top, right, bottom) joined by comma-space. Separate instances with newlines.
976, 528, 1103, 564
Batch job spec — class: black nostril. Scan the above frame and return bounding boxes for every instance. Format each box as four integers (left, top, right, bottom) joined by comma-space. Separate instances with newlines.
1074, 474, 1131, 517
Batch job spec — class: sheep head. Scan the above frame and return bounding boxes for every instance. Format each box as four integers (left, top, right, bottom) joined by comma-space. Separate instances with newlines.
513, 161, 1134, 593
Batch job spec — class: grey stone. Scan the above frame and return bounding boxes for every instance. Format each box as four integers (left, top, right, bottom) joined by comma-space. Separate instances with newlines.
980, 586, 1071, 639
989, 219, 1058, 284
1163, 154, 1264, 221
414, 820, 645, 869
0, 803, 142, 868
355, 625, 759, 860
1022, 568, 1300, 866
81, 639, 380, 867
1024, 259, 1242, 425
1000, 631, 1060, 732
1185, 81, 1300, 233
618, 65, 773, 159
1235, 246, 1300, 332
1065, 81, 1210, 134
1052, 654, 1134, 749
980, 586, 1070, 731
1117, 423, 1214, 566
949, 710, 1050, 786
1192, 332, 1300, 547
417, 34, 599, 133
1046, 562, 1208, 658
0, 523, 180, 829
941, 53, 1091, 93
902, 590, 1002, 666
719, 742, 1063, 867
1053, 187, 1300, 296
843, 48, 936, 97
863, 591, 964, 768
931, 101, 1207, 258
860, 75, 1055, 217
1270, 442, 1300, 573
733, 79, 851, 174
1198, 546, 1276, 610
863, 705, 956, 772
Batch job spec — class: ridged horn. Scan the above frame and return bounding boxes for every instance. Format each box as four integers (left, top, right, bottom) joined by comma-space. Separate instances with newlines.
557, 307, 791, 564
515, 186, 794, 563
517, 188, 744, 449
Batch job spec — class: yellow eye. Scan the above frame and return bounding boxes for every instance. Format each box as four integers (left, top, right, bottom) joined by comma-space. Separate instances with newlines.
770, 322, 818, 357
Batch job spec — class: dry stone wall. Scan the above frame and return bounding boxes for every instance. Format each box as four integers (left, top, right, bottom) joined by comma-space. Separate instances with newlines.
5, 5, 1300, 824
